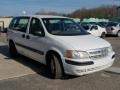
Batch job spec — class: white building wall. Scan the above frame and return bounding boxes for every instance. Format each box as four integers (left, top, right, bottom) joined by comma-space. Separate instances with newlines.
0, 17, 12, 28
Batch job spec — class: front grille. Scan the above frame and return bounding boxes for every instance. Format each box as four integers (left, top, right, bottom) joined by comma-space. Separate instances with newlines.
88, 48, 108, 60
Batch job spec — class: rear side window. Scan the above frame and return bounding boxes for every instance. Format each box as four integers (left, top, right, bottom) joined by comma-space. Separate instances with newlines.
9, 17, 30, 32
9, 18, 17, 29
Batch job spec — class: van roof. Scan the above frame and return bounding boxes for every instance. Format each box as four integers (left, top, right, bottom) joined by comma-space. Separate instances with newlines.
15, 15, 68, 19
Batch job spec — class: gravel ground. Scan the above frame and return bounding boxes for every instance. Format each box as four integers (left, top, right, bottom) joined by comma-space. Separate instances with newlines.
0, 34, 120, 90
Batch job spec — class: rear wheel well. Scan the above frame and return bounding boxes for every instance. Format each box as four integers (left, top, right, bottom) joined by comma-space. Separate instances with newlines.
101, 32, 106, 38
9, 40, 15, 46
8, 39, 18, 58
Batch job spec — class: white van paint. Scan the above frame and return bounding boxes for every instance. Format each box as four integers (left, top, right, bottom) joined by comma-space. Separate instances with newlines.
7, 15, 115, 78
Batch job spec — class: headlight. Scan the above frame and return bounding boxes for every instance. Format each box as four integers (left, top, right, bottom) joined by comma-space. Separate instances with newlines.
108, 46, 113, 53
65, 50, 89, 59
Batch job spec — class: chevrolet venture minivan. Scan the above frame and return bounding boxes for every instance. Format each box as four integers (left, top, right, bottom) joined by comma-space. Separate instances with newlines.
7, 15, 115, 79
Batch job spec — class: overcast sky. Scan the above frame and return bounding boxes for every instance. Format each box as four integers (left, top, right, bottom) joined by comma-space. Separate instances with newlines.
0, 0, 120, 16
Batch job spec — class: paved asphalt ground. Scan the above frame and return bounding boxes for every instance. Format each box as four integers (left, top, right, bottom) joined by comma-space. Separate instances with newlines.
0, 34, 120, 90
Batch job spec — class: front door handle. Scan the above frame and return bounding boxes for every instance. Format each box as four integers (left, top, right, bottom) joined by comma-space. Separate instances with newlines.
26, 35, 30, 39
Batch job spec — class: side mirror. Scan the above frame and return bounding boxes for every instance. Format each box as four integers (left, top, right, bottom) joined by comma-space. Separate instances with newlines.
34, 31, 45, 37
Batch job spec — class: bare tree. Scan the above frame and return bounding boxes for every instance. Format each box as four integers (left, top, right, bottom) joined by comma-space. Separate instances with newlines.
70, 5, 118, 19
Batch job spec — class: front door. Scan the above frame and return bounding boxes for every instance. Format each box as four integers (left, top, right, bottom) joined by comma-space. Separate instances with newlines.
24, 17, 47, 64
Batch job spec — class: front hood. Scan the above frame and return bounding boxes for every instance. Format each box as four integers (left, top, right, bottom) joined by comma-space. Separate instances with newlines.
53, 35, 110, 51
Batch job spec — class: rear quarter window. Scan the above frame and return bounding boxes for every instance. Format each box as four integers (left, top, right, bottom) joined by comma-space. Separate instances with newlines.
9, 18, 17, 29
9, 17, 30, 33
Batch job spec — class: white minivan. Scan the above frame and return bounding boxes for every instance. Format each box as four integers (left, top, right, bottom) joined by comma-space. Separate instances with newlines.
7, 15, 115, 79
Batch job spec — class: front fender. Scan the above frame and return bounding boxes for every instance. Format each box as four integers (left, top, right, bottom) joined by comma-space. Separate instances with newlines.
47, 47, 64, 58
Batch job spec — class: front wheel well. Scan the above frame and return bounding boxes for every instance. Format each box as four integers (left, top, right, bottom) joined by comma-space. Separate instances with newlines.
46, 50, 65, 78
45, 50, 65, 78
102, 32, 106, 34
46, 50, 62, 65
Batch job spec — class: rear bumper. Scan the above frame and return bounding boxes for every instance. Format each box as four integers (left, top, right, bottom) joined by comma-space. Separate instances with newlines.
63, 53, 115, 76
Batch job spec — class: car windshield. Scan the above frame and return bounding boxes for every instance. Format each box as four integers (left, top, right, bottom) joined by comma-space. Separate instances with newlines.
81, 24, 90, 30
98, 22, 107, 27
42, 18, 89, 36
107, 22, 118, 26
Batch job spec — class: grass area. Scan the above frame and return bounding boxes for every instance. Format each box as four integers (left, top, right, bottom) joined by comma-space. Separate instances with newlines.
0, 33, 7, 43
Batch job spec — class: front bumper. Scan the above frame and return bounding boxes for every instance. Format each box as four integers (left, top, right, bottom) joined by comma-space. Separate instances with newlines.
62, 52, 115, 76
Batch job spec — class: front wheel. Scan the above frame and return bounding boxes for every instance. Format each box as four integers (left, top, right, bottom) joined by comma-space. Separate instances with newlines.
48, 54, 64, 79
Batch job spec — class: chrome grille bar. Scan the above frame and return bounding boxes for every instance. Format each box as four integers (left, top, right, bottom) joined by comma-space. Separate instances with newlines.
87, 48, 108, 60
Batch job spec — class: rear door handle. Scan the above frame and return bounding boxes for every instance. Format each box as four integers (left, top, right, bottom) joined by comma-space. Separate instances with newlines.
26, 35, 30, 39
22, 34, 25, 38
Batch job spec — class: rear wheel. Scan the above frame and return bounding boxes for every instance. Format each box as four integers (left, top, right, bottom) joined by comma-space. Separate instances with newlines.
48, 53, 64, 79
117, 31, 120, 37
101, 32, 106, 38
9, 41, 18, 58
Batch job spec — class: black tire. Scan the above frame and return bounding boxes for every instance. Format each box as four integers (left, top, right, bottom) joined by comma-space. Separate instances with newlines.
48, 54, 64, 79
117, 31, 120, 37
101, 32, 106, 38
9, 41, 18, 58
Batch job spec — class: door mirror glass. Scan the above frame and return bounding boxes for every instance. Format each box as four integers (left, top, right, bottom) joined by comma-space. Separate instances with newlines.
34, 31, 44, 36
